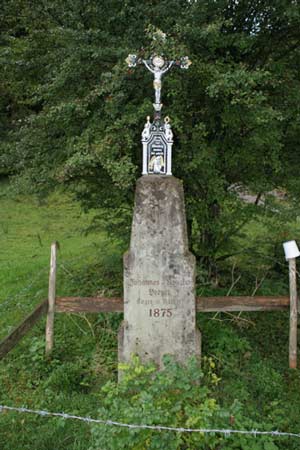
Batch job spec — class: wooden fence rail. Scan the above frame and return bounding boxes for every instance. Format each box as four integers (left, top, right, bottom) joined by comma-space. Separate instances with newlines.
55, 295, 291, 314
0, 295, 292, 360
0, 300, 48, 359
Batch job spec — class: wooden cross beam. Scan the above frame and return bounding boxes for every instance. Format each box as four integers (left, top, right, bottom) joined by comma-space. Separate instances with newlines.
54, 295, 290, 314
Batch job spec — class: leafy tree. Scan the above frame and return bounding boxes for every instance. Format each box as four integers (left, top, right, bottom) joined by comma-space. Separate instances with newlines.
1, 1, 300, 274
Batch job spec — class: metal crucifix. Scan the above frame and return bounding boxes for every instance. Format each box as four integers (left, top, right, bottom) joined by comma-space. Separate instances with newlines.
126, 53, 191, 176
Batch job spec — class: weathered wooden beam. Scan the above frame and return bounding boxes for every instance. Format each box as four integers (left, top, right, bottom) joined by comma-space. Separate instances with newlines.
197, 296, 290, 312
55, 296, 124, 313
0, 300, 48, 359
55, 295, 290, 314
0, 295, 291, 360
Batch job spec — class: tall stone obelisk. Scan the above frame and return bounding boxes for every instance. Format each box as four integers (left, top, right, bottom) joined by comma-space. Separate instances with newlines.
118, 53, 200, 370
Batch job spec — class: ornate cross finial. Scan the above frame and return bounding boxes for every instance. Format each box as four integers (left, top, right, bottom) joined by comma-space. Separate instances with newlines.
126, 54, 191, 120
126, 52, 191, 176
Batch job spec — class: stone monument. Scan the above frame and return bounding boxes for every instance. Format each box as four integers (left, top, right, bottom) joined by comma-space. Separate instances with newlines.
118, 52, 200, 370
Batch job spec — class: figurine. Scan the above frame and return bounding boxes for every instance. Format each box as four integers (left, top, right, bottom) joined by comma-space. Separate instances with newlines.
142, 116, 151, 141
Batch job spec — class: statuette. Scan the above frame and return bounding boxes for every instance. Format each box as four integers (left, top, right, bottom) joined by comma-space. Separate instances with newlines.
142, 116, 151, 141
164, 117, 173, 142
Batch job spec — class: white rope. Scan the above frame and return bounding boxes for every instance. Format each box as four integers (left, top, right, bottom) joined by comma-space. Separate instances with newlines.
0, 404, 299, 438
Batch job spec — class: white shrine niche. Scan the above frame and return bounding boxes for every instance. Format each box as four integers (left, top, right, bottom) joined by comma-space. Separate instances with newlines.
141, 116, 173, 176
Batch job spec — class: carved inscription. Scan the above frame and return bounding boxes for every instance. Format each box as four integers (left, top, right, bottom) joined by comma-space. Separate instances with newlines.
149, 288, 170, 296
129, 277, 193, 288
129, 275, 193, 319
149, 308, 172, 317
129, 278, 160, 287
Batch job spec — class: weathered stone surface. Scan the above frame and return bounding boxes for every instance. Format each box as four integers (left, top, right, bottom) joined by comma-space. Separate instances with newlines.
118, 176, 201, 369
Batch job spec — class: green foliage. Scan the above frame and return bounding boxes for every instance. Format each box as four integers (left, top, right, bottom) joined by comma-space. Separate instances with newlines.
89, 355, 280, 450
2, 1, 300, 273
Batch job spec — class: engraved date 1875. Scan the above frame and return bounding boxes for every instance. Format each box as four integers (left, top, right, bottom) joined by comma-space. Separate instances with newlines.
149, 308, 172, 318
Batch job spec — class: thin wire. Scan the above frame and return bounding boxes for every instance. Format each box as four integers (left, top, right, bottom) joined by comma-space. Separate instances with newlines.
0, 404, 299, 438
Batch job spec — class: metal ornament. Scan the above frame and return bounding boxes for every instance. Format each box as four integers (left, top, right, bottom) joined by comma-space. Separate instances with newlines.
126, 53, 191, 176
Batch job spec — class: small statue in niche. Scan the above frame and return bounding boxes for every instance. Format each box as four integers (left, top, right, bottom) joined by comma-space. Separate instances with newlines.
149, 154, 164, 174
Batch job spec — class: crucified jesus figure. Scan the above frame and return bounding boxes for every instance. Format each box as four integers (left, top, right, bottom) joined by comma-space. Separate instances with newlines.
126, 53, 191, 119
142, 57, 174, 113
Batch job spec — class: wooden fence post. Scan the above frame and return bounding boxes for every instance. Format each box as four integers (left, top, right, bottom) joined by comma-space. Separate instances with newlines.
45, 242, 58, 356
289, 257, 298, 369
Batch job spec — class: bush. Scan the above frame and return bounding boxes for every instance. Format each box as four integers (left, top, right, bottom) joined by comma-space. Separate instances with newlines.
89, 356, 280, 450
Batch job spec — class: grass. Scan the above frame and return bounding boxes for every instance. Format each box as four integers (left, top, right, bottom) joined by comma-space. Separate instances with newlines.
0, 179, 123, 449
0, 179, 123, 338
1, 178, 300, 449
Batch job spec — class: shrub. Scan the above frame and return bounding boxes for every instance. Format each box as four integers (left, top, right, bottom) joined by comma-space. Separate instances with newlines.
89, 355, 279, 450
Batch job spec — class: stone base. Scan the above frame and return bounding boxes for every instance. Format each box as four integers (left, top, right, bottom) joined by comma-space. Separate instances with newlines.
118, 176, 201, 374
